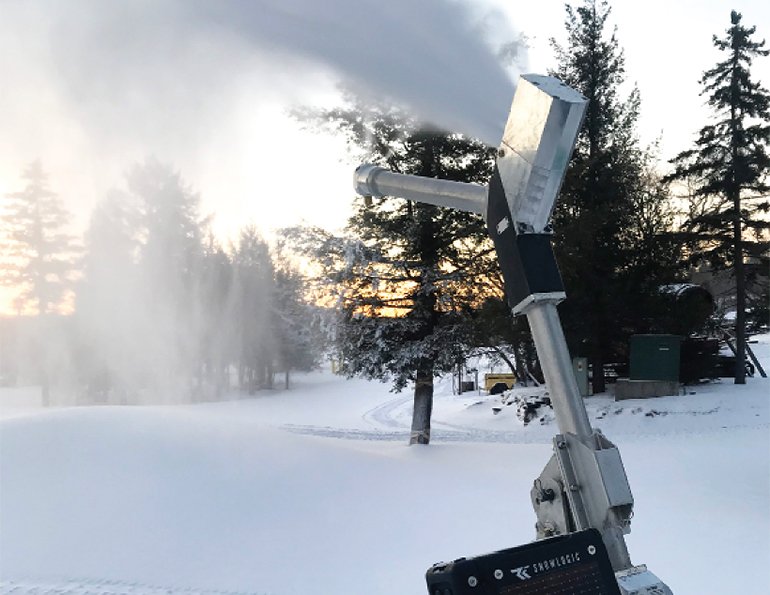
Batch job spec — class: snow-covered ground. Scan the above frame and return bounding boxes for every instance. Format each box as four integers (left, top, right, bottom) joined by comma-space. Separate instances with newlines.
1, 336, 769, 594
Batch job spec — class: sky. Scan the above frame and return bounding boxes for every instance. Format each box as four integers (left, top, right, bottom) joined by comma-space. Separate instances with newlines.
1, 0, 769, 312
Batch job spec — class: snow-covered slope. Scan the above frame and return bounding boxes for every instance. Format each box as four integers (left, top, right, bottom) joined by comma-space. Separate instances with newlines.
1, 335, 768, 594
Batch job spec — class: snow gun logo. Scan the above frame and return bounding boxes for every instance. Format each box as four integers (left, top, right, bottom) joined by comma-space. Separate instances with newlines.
511, 566, 531, 580
511, 551, 583, 580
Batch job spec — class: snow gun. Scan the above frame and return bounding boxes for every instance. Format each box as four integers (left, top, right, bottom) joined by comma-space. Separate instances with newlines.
354, 75, 673, 595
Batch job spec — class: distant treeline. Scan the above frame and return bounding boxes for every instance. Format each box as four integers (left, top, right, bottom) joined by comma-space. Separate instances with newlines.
0, 158, 325, 404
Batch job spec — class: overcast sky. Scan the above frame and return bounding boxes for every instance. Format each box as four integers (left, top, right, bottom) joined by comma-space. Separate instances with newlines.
1, 0, 769, 312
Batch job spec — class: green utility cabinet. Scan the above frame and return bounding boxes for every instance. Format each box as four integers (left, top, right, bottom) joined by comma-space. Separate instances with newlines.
630, 335, 681, 382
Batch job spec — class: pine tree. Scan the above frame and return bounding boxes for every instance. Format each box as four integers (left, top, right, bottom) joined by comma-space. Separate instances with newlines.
193, 225, 234, 399
665, 10, 769, 384
550, 0, 680, 393
272, 257, 323, 389
1, 160, 79, 404
126, 158, 207, 398
76, 189, 142, 401
1, 160, 78, 314
297, 97, 497, 444
232, 223, 275, 394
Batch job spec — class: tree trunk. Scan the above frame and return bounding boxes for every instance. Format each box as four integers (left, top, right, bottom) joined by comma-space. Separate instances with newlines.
730, 37, 746, 385
41, 372, 50, 407
733, 189, 747, 384
285, 369, 290, 390
410, 368, 433, 445
267, 359, 274, 389
493, 346, 519, 376
39, 308, 50, 407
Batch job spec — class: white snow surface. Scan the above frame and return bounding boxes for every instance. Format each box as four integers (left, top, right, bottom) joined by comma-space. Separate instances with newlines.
1, 336, 769, 594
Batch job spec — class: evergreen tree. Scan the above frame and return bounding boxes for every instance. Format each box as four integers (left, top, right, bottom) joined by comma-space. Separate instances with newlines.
193, 225, 234, 398
232, 223, 275, 394
297, 97, 496, 444
271, 255, 323, 389
549, 0, 680, 393
76, 188, 142, 401
1, 160, 79, 314
665, 10, 769, 384
127, 158, 207, 398
1, 160, 79, 404
76, 162, 221, 402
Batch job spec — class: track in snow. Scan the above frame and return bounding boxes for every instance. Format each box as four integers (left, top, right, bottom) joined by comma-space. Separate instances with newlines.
281, 422, 551, 442
280, 389, 556, 442
361, 395, 412, 429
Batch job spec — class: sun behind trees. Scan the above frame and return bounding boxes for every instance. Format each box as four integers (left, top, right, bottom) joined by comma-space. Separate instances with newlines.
76, 158, 323, 403
288, 0, 708, 446
291, 110, 484, 445
289, 93, 546, 445
0, 160, 79, 404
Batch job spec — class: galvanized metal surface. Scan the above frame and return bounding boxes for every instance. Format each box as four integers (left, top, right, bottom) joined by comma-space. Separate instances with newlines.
519, 297, 594, 442
531, 455, 572, 538
497, 74, 587, 234
553, 432, 634, 571
353, 164, 488, 218
616, 565, 674, 595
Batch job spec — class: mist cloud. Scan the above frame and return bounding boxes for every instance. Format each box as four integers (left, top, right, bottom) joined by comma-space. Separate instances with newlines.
4, 0, 520, 152
1, 0, 523, 245
184, 0, 520, 142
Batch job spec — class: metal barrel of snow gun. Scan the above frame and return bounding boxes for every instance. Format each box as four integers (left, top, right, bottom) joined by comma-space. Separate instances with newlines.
353, 163, 488, 219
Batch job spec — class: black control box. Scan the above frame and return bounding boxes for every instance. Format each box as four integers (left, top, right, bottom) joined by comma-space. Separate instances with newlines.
485, 167, 564, 312
426, 529, 620, 595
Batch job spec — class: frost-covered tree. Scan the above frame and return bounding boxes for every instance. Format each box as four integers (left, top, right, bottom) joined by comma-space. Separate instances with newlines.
76, 189, 141, 401
127, 158, 206, 397
232, 223, 275, 393
271, 257, 323, 389
1, 160, 79, 314
665, 10, 769, 384
296, 97, 497, 444
1, 160, 79, 404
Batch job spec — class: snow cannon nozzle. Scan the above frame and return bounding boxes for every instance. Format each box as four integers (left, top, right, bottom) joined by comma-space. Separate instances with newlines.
353, 163, 383, 199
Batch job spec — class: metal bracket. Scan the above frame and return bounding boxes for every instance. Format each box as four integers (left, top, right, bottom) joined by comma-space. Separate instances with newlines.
616, 565, 674, 595
513, 291, 566, 316
547, 432, 635, 571
553, 432, 634, 530
530, 455, 572, 538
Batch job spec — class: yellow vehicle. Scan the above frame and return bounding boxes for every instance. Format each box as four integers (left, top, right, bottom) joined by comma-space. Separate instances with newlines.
483, 373, 517, 392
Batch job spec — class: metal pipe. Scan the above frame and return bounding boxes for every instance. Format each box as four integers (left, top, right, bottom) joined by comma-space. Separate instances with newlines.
523, 299, 594, 442
354, 164, 488, 219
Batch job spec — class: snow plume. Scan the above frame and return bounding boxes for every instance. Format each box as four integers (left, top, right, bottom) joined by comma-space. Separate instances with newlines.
184, 0, 521, 142
4, 0, 520, 152
75, 161, 210, 404
1, 0, 523, 401
72, 163, 324, 405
